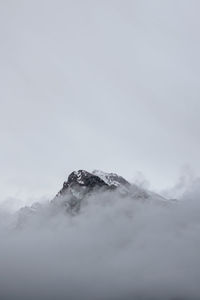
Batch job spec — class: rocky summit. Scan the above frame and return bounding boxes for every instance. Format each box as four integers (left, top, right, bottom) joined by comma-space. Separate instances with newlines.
16, 169, 168, 227
57, 169, 131, 198
54, 169, 169, 212
58, 170, 110, 196
18, 170, 132, 224
53, 169, 130, 212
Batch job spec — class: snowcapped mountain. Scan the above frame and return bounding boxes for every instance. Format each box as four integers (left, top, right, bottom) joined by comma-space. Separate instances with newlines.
57, 170, 110, 197
17, 169, 167, 225
53, 169, 167, 211
57, 169, 130, 197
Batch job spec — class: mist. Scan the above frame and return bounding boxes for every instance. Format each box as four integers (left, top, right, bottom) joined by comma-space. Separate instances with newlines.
1, 0, 200, 200
1, 0, 200, 299
0, 179, 200, 300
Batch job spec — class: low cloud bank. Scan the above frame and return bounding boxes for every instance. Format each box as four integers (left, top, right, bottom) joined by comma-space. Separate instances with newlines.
0, 180, 200, 300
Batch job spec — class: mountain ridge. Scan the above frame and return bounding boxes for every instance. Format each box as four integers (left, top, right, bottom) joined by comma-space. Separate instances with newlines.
17, 169, 168, 226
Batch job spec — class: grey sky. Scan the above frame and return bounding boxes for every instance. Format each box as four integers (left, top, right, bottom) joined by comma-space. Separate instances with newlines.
0, 0, 200, 202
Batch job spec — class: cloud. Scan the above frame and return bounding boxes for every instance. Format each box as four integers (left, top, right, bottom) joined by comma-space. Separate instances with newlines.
0, 184, 200, 300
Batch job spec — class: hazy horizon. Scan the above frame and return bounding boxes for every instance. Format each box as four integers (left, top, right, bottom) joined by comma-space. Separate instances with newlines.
1, 0, 200, 205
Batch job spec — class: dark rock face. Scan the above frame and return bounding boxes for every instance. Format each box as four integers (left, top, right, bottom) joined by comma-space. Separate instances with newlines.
55, 169, 132, 212
16, 170, 168, 227
68, 170, 108, 188
57, 170, 109, 197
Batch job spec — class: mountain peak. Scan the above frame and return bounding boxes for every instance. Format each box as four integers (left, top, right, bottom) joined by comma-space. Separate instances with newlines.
56, 169, 130, 198
18, 169, 168, 224
57, 170, 109, 197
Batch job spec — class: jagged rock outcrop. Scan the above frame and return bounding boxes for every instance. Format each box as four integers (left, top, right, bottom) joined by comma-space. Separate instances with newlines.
57, 170, 110, 197
57, 169, 131, 197
17, 169, 168, 226
55, 169, 131, 211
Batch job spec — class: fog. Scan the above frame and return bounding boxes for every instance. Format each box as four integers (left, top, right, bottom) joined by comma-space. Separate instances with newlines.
0, 179, 200, 300
1, 0, 200, 299
1, 0, 200, 201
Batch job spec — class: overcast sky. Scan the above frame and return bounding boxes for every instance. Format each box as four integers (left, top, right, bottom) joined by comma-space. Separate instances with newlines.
0, 0, 200, 203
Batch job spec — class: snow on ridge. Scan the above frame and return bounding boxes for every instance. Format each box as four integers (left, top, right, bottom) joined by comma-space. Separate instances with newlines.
92, 169, 129, 187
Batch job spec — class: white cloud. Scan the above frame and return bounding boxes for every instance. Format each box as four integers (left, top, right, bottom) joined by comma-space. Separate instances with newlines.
0, 183, 200, 299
